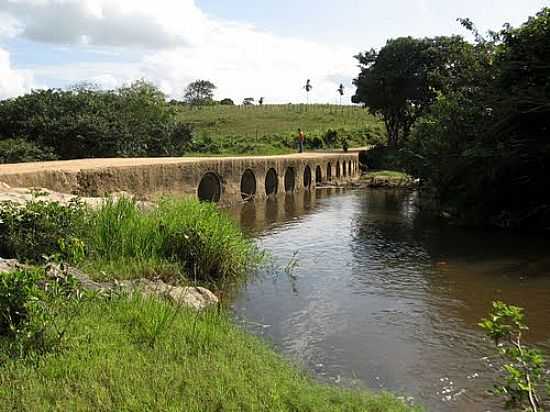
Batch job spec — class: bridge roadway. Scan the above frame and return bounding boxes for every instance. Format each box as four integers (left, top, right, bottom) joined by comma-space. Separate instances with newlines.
0, 152, 360, 204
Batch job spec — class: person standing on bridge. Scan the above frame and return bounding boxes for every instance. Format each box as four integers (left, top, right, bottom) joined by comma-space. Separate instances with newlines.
296, 128, 305, 153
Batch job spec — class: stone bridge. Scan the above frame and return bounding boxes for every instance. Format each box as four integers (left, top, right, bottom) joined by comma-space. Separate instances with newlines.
0, 152, 360, 204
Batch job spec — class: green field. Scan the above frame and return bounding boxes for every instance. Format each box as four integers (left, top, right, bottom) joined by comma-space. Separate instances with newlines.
177, 104, 386, 155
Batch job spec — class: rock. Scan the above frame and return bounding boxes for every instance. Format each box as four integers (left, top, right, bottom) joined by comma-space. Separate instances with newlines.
0, 257, 22, 273
130, 279, 219, 311
0, 257, 218, 311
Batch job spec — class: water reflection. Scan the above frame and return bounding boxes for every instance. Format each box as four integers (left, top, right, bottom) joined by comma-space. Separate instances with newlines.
229, 189, 550, 411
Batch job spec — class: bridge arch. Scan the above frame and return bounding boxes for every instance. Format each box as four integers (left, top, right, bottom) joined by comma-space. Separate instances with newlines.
285, 167, 296, 192
327, 162, 332, 181
336, 161, 341, 178
303, 165, 312, 189
265, 168, 278, 196
198, 172, 222, 202
240, 169, 256, 201
315, 165, 322, 184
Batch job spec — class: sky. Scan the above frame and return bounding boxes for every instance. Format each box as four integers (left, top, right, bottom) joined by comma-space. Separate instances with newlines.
0, 0, 547, 103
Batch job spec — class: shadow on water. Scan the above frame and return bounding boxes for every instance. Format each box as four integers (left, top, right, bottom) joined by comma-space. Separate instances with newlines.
226, 188, 550, 411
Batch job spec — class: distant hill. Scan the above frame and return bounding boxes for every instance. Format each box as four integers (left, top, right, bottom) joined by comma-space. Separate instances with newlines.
176, 104, 386, 155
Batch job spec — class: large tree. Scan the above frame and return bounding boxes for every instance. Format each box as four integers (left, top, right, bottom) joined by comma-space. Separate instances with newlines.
352, 36, 470, 146
183, 80, 216, 106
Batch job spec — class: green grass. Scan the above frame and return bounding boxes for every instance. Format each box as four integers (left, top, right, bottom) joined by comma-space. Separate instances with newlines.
0, 295, 418, 412
363, 170, 411, 179
82, 197, 260, 284
178, 104, 386, 155
0, 197, 259, 285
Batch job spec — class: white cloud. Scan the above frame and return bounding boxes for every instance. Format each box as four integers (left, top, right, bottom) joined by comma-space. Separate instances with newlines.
0, 48, 34, 98
0, 0, 358, 102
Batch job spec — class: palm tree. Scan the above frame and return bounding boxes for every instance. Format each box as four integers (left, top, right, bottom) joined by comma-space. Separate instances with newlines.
303, 79, 313, 109
337, 83, 344, 106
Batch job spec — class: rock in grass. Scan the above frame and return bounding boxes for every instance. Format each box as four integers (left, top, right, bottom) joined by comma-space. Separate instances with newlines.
126, 279, 219, 311
0, 257, 22, 273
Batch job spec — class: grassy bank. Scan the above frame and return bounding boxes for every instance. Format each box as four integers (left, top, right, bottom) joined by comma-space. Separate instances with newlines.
0, 197, 258, 284
178, 104, 386, 155
0, 197, 417, 411
0, 293, 415, 411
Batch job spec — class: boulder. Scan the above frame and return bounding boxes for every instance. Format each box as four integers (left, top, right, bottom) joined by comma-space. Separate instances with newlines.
130, 279, 219, 311
0, 258, 218, 311
0, 257, 22, 274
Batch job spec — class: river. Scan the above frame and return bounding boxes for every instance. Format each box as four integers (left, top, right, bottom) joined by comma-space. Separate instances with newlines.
226, 188, 550, 411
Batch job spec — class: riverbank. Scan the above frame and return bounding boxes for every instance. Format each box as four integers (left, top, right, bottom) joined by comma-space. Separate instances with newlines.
0, 196, 417, 411
347, 170, 417, 189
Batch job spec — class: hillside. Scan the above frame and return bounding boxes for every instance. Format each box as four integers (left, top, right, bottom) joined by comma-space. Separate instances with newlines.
177, 104, 386, 155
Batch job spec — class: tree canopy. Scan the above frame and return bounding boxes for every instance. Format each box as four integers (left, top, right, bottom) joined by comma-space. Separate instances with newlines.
352, 36, 474, 146
0, 80, 194, 161
398, 7, 550, 230
183, 80, 216, 106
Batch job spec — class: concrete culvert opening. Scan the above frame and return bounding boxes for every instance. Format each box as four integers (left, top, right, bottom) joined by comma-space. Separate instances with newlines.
303, 165, 312, 189
336, 161, 341, 178
358, 150, 368, 171
284, 167, 296, 192
343, 161, 347, 177
198, 172, 222, 202
265, 168, 278, 196
348, 161, 352, 176
240, 169, 256, 201
327, 163, 332, 181
315, 166, 322, 184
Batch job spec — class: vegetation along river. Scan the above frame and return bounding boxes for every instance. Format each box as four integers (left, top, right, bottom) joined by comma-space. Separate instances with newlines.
226, 188, 550, 411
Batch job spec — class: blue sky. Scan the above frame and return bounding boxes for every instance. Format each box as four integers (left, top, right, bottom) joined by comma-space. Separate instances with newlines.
0, 0, 547, 102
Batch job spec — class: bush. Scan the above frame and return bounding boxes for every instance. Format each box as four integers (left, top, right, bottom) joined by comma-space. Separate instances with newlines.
0, 81, 194, 160
323, 129, 338, 146
0, 138, 57, 164
362, 145, 403, 170
0, 197, 88, 262
0, 270, 40, 337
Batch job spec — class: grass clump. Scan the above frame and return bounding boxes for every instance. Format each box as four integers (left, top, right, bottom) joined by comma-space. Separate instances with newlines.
85, 197, 259, 282
0, 196, 258, 284
0, 293, 417, 411
364, 170, 411, 179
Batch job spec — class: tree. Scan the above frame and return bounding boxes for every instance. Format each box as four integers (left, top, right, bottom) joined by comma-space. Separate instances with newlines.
242, 97, 254, 106
258, 97, 264, 105
400, 8, 550, 230
220, 98, 234, 105
303, 79, 312, 106
183, 80, 216, 106
337, 83, 344, 106
352, 37, 470, 146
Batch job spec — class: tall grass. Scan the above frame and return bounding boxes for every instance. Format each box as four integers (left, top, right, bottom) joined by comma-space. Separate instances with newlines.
84, 198, 259, 283
0, 197, 259, 284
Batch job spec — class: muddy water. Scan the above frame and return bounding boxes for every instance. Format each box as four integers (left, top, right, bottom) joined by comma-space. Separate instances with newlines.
226, 189, 550, 411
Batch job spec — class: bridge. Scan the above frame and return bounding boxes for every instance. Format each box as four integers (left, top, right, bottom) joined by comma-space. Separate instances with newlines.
0, 152, 360, 204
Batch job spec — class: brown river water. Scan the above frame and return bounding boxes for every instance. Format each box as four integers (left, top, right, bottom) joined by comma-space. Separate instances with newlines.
225, 188, 550, 411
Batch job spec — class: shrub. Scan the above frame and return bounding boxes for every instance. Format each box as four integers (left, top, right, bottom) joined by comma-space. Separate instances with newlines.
0, 81, 194, 160
480, 301, 549, 411
0, 138, 57, 164
361, 144, 403, 170
0, 197, 89, 262
0, 269, 41, 337
323, 129, 338, 146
